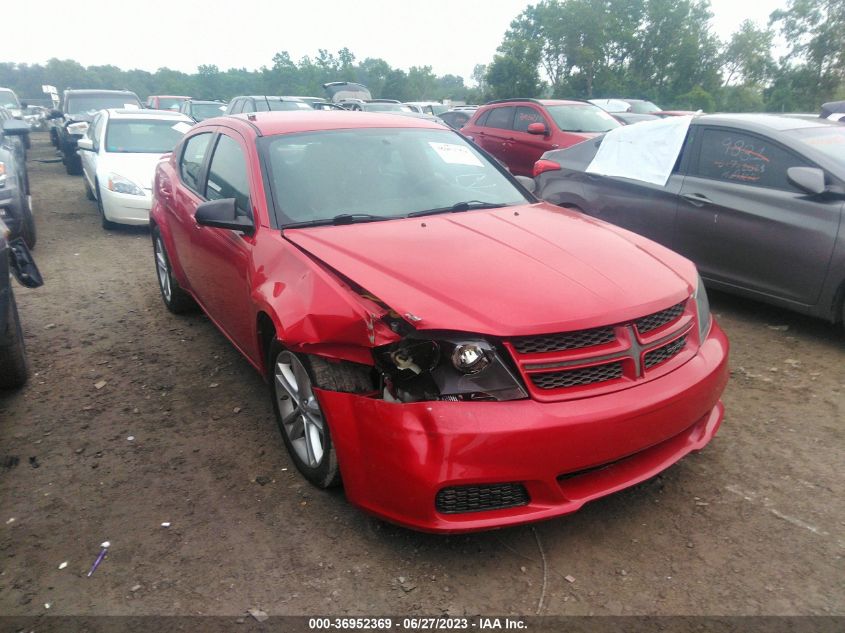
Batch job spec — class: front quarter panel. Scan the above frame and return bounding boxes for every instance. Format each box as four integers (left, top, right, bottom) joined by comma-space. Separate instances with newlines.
248, 231, 400, 370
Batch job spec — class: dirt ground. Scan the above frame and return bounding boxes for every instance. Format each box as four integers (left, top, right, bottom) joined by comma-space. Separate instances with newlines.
1, 133, 843, 618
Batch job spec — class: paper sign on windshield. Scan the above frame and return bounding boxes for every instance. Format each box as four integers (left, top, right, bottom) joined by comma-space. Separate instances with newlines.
123, 104, 140, 110
171, 122, 193, 134
428, 142, 482, 166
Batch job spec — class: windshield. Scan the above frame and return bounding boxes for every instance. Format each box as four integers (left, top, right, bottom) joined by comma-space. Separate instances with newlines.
158, 98, 187, 110
0, 89, 20, 109
362, 103, 413, 112
192, 103, 227, 120
268, 100, 313, 111
787, 125, 845, 169
263, 127, 528, 226
105, 119, 188, 153
67, 95, 141, 116
546, 104, 621, 133
629, 100, 661, 114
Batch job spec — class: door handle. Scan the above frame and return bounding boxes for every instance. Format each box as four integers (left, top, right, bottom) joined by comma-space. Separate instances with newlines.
681, 193, 712, 207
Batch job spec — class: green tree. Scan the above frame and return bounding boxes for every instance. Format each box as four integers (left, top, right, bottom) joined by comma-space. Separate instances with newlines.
769, 0, 845, 107
720, 20, 775, 87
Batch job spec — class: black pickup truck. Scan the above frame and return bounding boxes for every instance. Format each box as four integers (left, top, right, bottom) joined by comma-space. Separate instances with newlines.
47, 89, 142, 175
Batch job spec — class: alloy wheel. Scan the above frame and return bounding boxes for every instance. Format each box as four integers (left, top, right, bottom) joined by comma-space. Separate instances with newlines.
274, 352, 326, 468
154, 236, 172, 302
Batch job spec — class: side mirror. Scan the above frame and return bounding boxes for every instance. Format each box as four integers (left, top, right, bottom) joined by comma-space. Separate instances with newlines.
787, 166, 826, 195
514, 175, 536, 193
48, 109, 63, 119
77, 137, 94, 151
195, 198, 254, 234
1, 119, 30, 137
8, 238, 44, 289
527, 122, 547, 136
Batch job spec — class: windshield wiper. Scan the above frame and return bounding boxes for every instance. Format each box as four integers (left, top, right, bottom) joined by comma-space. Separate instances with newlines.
407, 201, 508, 218
282, 213, 393, 229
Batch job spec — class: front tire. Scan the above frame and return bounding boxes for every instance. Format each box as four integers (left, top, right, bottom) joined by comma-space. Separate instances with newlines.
84, 176, 96, 201
152, 226, 195, 314
270, 345, 342, 489
95, 181, 118, 230
0, 291, 30, 389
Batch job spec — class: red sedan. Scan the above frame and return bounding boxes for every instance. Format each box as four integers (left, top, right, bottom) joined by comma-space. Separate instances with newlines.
150, 111, 729, 533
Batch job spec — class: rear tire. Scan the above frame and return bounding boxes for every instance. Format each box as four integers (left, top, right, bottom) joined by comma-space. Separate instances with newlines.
152, 225, 195, 314
63, 143, 82, 175
19, 196, 36, 250
0, 291, 29, 389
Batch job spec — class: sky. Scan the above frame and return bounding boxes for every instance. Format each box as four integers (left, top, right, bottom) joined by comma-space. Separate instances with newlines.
6, 0, 789, 81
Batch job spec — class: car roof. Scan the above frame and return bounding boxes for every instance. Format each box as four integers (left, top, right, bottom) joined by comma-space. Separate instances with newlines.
215, 111, 450, 136
694, 113, 839, 132
234, 95, 305, 101
65, 89, 137, 95
105, 108, 192, 120
150, 95, 190, 98
483, 98, 588, 108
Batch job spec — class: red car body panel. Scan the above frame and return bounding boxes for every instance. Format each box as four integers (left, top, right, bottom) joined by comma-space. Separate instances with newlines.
318, 323, 727, 533
150, 111, 729, 532
463, 100, 606, 177
284, 204, 696, 336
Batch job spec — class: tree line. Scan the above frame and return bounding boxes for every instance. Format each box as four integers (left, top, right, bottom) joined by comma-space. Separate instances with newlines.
1, 0, 842, 112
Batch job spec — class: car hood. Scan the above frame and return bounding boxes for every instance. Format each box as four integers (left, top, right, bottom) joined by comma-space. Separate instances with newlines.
98, 152, 167, 190
284, 203, 695, 336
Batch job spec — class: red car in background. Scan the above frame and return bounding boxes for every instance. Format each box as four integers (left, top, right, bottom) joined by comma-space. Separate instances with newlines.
150, 111, 728, 532
461, 99, 621, 176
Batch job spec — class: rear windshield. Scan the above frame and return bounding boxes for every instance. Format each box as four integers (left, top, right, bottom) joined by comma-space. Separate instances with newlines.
787, 125, 845, 169
0, 89, 20, 109
192, 103, 227, 120
157, 98, 188, 111
67, 95, 141, 116
546, 104, 621, 133
105, 119, 188, 153
362, 103, 413, 112
268, 100, 313, 111
629, 100, 661, 114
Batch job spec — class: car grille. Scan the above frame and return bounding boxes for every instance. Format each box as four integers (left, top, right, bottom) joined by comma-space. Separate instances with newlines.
530, 361, 624, 390
635, 301, 685, 334
511, 327, 615, 354
506, 299, 693, 399
435, 483, 530, 514
644, 335, 687, 369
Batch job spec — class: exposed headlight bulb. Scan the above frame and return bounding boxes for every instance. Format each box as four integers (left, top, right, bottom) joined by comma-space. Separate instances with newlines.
451, 343, 491, 374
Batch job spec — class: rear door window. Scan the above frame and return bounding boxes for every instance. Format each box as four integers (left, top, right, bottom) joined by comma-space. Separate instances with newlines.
485, 106, 515, 130
205, 133, 251, 213
179, 132, 213, 193
692, 128, 810, 191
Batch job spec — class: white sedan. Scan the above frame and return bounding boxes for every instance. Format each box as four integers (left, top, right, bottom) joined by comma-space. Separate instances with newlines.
77, 109, 193, 228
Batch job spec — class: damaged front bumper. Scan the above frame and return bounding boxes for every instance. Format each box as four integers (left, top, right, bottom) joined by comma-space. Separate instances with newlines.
316, 323, 729, 533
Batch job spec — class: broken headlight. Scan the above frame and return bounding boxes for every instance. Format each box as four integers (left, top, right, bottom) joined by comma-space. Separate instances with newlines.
374, 335, 527, 403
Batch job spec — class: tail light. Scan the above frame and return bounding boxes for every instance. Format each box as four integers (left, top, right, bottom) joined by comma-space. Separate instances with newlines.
533, 159, 561, 178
